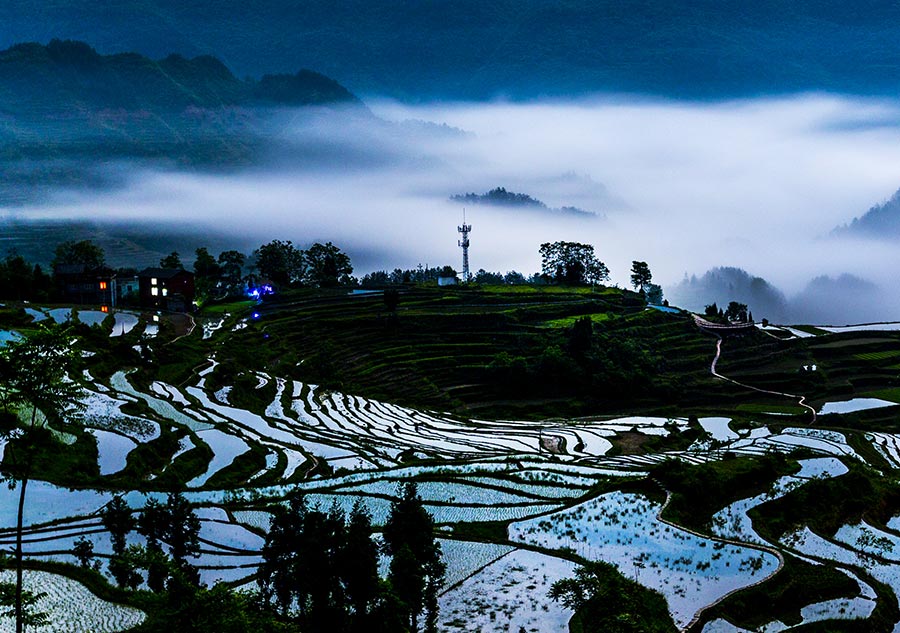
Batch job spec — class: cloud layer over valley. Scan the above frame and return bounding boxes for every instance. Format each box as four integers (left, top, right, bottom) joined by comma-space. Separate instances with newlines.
4, 94, 900, 323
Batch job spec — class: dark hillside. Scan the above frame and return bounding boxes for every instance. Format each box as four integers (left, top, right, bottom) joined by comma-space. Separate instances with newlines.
0, 39, 359, 115
4, 1, 900, 99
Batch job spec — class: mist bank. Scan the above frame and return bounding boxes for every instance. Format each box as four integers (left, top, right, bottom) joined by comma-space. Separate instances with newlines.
667, 267, 897, 326
4, 94, 900, 323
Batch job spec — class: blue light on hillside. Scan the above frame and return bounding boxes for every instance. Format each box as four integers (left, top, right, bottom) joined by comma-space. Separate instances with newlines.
246, 283, 275, 300
252, 312, 260, 319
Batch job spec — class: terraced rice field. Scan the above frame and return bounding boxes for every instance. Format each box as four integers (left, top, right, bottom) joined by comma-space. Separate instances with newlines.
8, 357, 900, 631
8, 291, 900, 631
0, 570, 145, 633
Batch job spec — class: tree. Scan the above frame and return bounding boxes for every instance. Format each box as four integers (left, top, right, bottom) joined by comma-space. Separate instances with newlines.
704, 303, 719, 318
341, 500, 380, 632
0, 255, 53, 302
645, 283, 663, 305
259, 494, 306, 618
569, 316, 594, 356
383, 288, 400, 314
539, 241, 609, 286
193, 247, 220, 279
102, 496, 140, 589
73, 536, 96, 569
630, 261, 652, 293
135, 493, 201, 590
258, 493, 351, 631
0, 325, 84, 633
217, 250, 246, 291
473, 269, 503, 285
0, 583, 47, 632
503, 270, 526, 285
549, 561, 676, 633
254, 240, 304, 287
383, 483, 445, 632
102, 496, 134, 554
163, 492, 202, 581
51, 240, 105, 269
724, 301, 749, 323
303, 242, 353, 288
159, 251, 184, 269
192, 247, 221, 303
138, 497, 172, 592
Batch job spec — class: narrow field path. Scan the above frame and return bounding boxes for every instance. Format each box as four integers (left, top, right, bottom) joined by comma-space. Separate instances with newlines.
706, 331, 817, 424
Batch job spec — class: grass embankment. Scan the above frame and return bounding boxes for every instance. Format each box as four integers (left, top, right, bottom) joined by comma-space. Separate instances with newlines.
213, 285, 736, 419
694, 556, 864, 631
653, 453, 800, 532
752, 462, 900, 541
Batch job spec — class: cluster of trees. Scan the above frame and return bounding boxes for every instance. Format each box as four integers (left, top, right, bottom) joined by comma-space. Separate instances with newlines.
488, 316, 662, 401
259, 484, 444, 633
99, 493, 202, 591
704, 301, 753, 323
253, 240, 352, 288
74, 479, 446, 633
360, 266, 530, 287
537, 243, 664, 303
361, 265, 455, 287
0, 240, 108, 303
0, 237, 357, 305
539, 241, 610, 286
52, 240, 106, 269
0, 255, 53, 302
550, 561, 676, 633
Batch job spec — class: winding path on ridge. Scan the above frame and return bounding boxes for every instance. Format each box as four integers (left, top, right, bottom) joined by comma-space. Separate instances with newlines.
695, 316, 817, 424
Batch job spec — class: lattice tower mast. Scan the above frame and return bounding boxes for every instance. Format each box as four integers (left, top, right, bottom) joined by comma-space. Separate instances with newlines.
458, 210, 471, 282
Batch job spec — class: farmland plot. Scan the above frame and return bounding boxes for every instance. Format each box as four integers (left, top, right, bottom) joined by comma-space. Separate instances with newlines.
0, 570, 144, 633
509, 491, 780, 628
439, 549, 576, 633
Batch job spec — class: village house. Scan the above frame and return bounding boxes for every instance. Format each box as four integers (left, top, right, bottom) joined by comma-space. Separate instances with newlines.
137, 268, 195, 312
54, 264, 118, 308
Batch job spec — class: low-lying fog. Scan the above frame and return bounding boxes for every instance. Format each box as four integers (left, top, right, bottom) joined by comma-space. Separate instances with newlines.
5, 94, 900, 323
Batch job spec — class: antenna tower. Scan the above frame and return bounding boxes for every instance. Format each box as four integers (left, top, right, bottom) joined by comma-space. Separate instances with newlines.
458, 210, 471, 282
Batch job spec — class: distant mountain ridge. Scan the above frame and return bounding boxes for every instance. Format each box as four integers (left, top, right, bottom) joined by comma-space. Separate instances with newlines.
4, 1, 900, 99
451, 187, 596, 217
833, 187, 900, 238
0, 39, 363, 201
0, 39, 359, 116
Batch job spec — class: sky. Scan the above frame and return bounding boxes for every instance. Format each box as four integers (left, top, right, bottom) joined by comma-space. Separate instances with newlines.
6, 93, 900, 319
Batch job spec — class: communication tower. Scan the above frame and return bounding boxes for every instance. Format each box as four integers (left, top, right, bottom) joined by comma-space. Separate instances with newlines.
457, 211, 471, 282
